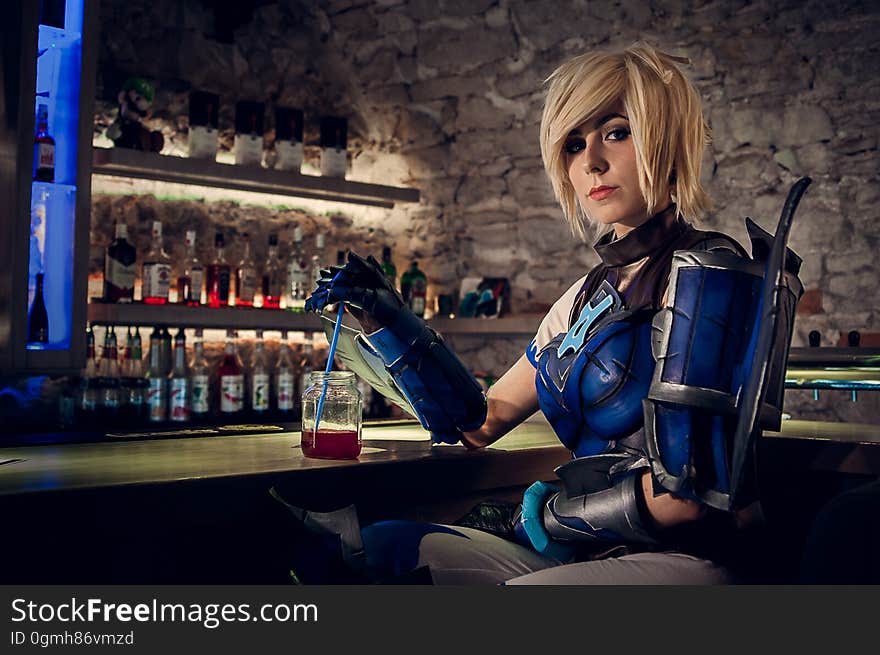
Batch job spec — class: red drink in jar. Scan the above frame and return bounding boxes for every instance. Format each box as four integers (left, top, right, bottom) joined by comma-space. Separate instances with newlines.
301, 428, 361, 459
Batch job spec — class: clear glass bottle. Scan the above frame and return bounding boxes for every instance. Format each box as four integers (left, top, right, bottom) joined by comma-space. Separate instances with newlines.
177, 230, 204, 306
190, 330, 211, 419
275, 333, 296, 416
301, 371, 362, 459
142, 221, 172, 305
286, 226, 308, 312
146, 328, 167, 422
235, 232, 258, 307
249, 337, 270, 415
98, 327, 121, 420
261, 234, 284, 309
206, 232, 231, 307
168, 328, 191, 422
309, 232, 326, 291
122, 327, 146, 422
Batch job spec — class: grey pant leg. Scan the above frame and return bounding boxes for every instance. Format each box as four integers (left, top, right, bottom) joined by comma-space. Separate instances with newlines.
416, 525, 564, 585
504, 552, 733, 585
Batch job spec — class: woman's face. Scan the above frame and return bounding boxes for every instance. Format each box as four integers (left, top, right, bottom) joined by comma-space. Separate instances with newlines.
565, 102, 667, 236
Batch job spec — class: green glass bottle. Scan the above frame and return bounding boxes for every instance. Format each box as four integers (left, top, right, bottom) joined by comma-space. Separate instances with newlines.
401, 261, 427, 317
381, 245, 397, 288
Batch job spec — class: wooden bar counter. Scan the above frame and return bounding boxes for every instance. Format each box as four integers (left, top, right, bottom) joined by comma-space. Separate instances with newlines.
0, 417, 877, 583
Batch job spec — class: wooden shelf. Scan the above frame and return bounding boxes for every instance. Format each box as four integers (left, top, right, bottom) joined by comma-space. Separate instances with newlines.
428, 315, 542, 336
91, 147, 420, 208
87, 302, 323, 332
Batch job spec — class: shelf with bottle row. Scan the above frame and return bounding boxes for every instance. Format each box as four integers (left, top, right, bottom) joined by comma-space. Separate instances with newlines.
91, 147, 421, 209
87, 302, 325, 332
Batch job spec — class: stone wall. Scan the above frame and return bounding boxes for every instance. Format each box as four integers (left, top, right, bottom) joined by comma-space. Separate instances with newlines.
93, 0, 880, 421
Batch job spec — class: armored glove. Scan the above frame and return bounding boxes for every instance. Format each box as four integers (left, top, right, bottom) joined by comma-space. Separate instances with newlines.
305, 252, 487, 444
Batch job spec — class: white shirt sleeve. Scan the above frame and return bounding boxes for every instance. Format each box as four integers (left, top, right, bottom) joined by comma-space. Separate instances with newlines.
527, 274, 587, 366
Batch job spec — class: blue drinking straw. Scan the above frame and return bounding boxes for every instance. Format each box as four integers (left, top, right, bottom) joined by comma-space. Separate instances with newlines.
313, 302, 345, 435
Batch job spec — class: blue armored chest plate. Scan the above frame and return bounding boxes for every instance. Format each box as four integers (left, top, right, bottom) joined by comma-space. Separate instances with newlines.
529, 282, 655, 457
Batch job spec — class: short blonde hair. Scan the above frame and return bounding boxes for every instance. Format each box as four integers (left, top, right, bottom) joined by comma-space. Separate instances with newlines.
540, 42, 712, 240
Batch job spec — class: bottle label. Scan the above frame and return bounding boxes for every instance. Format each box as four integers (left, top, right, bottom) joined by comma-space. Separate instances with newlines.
191, 374, 210, 414
251, 373, 269, 411
147, 378, 166, 421
277, 372, 294, 410
233, 133, 264, 166
105, 257, 136, 302
169, 378, 190, 421
220, 374, 244, 413
35, 142, 55, 173
143, 263, 171, 300
189, 125, 218, 159
320, 147, 347, 178
189, 269, 204, 302
275, 141, 303, 171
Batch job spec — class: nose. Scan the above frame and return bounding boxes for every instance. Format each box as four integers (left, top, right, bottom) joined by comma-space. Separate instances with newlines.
582, 133, 608, 175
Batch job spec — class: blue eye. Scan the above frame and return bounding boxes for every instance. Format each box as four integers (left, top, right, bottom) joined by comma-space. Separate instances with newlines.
564, 138, 586, 154
605, 127, 630, 141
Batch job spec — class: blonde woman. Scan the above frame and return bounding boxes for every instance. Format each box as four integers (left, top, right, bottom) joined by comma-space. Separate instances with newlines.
302, 42, 804, 584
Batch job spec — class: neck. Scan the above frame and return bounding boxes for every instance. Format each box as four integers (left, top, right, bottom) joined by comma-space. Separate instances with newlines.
612, 203, 674, 239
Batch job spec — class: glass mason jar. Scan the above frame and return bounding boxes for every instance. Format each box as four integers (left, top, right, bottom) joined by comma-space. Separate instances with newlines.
301, 371, 362, 459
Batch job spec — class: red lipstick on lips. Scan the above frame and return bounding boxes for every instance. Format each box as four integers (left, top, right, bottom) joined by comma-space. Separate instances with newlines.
589, 185, 617, 200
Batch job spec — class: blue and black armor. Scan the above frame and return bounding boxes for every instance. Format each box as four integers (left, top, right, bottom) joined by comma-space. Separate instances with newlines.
522, 180, 808, 552
304, 252, 487, 444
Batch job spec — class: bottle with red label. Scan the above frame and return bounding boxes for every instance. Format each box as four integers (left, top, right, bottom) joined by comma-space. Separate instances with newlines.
206, 232, 231, 307
142, 221, 172, 304
104, 223, 137, 303
168, 328, 191, 422
33, 103, 55, 183
218, 331, 244, 416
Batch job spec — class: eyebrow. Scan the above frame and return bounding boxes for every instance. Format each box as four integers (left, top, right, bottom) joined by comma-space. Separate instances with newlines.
567, 113, 630, 136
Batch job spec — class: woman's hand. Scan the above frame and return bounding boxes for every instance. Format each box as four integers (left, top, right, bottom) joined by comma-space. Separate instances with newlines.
640, 470, 706, 529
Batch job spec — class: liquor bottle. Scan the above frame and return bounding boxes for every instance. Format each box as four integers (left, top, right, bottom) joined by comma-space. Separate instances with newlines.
275, 332, 295, 416
158, 326, 173, 376
310, 232, 326, 291
249, 338, 270, 416
177, 230, 204, 306
168, 329, 191, 422
122, 327, 146, 422
381, 245, 397, 288
286, 226, 308, 312
190, 331, 211, 419
33, 103, 55, 183
400, 261, 427, 317
103, 223, 136, 303
235, 232, 258, 307
146, 328, 167, 422
206, 232, 231, 308
218, 331, 244, 416
261, 234, 284, 309
27, 272, 49, 344
78, 325, 98, 423
298, 337, 315, 413
97, 327, 121, 420
142, 221, 172, 305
